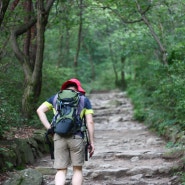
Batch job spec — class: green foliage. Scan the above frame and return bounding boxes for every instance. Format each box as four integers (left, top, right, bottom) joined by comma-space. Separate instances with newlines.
5, 161, 14, 170
126, 57, 185, 137
91, 63, 117, 91
127, 84, 146, 121
176, 158, 185, 185
1, 0, 185, 146
0, 62, 24, 137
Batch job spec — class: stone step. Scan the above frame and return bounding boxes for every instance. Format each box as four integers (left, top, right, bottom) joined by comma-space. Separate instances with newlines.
83, 175, 179, 185
37, 155, 180, 185
84, 168, 176, 179
92, 151, 164, 160
30, 91, 183, 185
41, 167, 180, 185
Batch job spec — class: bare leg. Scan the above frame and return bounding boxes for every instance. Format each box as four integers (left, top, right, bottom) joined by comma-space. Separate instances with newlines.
72, 166, 83, 185
55, 169, 67, 185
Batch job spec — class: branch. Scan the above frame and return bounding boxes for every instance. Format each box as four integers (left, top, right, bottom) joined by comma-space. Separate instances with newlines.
102, 6, 143, 24
10, 0, 55, 65
11, 0, 54, 36
140, 3, 151, 15
11, 18, 36, 66
135, 0, 168, 65
45, 0, 55, 13
10, 0, 20, 11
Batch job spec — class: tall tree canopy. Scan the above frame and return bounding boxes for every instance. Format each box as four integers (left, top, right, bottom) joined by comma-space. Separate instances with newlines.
0, 0, 185, 132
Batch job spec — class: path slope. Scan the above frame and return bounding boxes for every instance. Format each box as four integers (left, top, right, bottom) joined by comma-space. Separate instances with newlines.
38, 91, 181, 185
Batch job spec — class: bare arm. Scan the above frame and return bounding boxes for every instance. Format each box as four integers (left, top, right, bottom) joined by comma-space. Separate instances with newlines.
36, 103, 51, 130
86, 113, 95, 157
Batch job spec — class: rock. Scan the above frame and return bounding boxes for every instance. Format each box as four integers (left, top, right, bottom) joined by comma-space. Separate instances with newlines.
126, 166, 154, 176
163, 148, 185, 159
15, 139, 35, 164
130, 156, 140, 162
130, 174, 143, 181
146, 138, 156, 145
36, 167, 56, 175
0, 130, 49, 172
3, 168, 42, 185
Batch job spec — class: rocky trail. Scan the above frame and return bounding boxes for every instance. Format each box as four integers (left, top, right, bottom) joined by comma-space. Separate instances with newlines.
5, 90, 181, 185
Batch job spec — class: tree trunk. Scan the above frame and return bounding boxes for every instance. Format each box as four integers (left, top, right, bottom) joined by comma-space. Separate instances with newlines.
74, 0, 83, 75
0, 0, 10, 27
135, 0, 168, 65
65, 28, 70, 67
57, 28, 70, 68
57, 34, 64, 68
109, 43, 118, 86
121, 56, 127, 90
83, 43, 95, 80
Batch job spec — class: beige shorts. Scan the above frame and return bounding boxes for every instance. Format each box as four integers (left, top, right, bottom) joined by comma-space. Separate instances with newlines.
53, 134, 85, 169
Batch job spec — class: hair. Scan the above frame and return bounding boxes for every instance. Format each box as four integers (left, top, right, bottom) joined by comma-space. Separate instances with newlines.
65, 83, 77, 89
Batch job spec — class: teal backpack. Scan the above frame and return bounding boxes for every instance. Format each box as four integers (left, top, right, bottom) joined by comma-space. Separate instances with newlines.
52, 89, 85, 136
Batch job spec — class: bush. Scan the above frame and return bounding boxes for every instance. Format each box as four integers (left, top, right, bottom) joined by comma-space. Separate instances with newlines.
126, 59, 185, 138
0, 63, 24, 137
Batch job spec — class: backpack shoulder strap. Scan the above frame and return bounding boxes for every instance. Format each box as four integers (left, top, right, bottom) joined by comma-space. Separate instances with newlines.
77, 94, 85, 115
53, 92, 59, 111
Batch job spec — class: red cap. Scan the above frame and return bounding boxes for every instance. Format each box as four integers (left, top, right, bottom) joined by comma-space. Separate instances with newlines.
61, 78, 86, 94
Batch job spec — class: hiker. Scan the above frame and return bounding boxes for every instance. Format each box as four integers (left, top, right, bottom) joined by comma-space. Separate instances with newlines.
36, 78, 95, 185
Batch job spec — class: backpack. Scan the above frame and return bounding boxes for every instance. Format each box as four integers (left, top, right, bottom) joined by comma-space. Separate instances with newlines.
52, 89, 85, 136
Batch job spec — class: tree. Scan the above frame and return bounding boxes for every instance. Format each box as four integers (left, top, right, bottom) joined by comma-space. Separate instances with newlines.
10, 0, 55, 118
74, 0, 83, 71
95, 0, 169, 65
135, 0, 168, 65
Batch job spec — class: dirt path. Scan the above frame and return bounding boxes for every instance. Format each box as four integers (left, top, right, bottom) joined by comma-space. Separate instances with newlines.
35, 90, 181, 185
